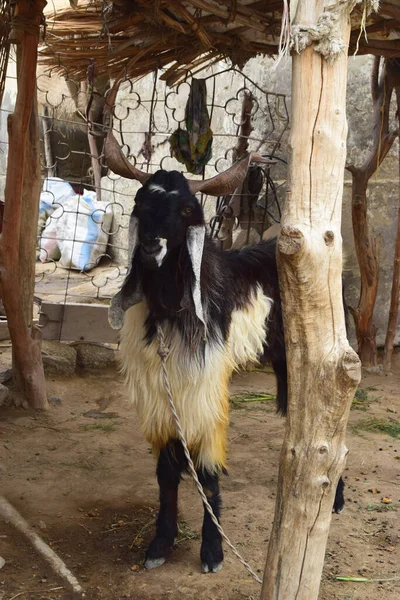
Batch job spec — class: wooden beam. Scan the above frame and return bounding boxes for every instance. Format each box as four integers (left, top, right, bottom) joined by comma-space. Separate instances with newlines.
380, 2, 400, 22
39, 302, 119, 344
261, 1, 361, 598
349, 38, 400, 53
350, 18, 399, 38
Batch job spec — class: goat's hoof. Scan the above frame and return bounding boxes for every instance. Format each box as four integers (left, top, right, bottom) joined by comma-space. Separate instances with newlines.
332, 504, 344, 515
144, 557, 166, 570
201, 540, 223, 574
145, 536, 173, 569
333, 495, 345, 514
202, 561, 223, 574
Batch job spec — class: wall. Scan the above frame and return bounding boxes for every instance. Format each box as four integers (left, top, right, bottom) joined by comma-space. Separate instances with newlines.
101, 62, 290, 263
101, 54, 400, 349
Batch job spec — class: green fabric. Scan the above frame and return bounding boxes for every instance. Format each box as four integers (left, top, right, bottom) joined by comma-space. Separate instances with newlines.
169, 78, 213, 175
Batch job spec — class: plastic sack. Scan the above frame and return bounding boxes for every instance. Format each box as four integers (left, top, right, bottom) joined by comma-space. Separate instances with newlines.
38, 177, 75, 232
39, 209, 61, 263
38, 178, 75, 261
57, 191, 113, 271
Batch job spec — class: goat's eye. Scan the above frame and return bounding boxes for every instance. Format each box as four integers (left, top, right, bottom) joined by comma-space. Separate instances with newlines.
182, 207, 192, 216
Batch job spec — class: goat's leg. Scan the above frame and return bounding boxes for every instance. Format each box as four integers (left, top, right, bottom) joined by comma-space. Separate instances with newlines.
333, 476, 345, 514
271, 358, 288, 416
145, 440, 186, 569
198, 469, 223, 574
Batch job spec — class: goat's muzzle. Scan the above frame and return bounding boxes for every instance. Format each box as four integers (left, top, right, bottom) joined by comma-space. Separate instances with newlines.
140, 241, 166, 269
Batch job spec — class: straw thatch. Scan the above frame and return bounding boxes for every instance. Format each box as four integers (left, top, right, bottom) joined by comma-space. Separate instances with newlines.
39, 1, 400, 85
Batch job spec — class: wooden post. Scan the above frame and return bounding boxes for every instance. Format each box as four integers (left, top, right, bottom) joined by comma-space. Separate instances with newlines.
261, 2, 360, 599
0, 0, 47, 408
347, 57, 398, 367
383, 86, 400, 371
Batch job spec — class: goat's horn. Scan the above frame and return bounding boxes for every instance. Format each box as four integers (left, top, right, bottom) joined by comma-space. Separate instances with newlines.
104, 130, 151, 184
187, 153, 275, 197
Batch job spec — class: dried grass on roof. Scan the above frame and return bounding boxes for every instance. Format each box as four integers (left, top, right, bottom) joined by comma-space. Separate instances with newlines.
39, 0, 400, 85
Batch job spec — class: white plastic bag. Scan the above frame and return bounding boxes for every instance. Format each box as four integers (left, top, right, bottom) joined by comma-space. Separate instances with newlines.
39, 209, 62, 263
38, 177, 75, 231
57, 191, 113, 271
38, 178, 75, 262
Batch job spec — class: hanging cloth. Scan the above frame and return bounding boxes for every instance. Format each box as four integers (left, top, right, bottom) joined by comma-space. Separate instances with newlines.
169, 78, 213, 175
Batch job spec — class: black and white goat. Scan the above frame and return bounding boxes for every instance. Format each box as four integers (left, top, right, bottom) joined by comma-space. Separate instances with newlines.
106, 133, 345, 574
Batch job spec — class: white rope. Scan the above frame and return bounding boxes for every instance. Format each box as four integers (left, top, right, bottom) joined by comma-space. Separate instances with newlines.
156, 323, 262, 585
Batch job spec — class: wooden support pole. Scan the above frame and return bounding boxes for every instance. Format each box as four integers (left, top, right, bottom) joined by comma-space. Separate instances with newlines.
261, 2, 360, 599
383, 86, 400, 371
347, 57, 397, 367
0, 0, 47, 408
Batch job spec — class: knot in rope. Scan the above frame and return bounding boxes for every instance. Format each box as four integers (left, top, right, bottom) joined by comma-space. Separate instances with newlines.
156, 322, 170, 359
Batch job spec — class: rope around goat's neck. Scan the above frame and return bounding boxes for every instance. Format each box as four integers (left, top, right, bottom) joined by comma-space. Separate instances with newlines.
156, 323, 262, 585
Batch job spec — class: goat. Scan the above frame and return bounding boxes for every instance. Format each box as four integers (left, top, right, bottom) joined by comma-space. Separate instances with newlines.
106, 132, 345, 574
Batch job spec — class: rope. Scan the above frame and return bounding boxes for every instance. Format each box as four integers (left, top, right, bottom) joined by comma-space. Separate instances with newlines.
10, 15, 41, 37
156, 322, 262, 585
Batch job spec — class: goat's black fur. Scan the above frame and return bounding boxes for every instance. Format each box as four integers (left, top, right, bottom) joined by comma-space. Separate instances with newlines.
124, 170, 345, 572
131, 172, 289, 412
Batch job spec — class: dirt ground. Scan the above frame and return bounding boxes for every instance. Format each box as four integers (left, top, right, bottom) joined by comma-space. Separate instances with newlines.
0, 350, 399, 600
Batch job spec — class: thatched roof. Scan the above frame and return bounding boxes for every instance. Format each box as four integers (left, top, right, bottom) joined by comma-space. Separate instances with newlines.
39, 1, 400, 85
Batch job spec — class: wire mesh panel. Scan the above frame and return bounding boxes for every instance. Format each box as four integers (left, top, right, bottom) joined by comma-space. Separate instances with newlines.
0, 56, 289, 341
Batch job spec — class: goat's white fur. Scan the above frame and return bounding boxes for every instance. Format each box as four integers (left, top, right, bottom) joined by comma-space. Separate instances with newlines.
155, 238, 168, 268
149, 184, 167, 193
149, 184, 179, 196
120, 285, 272, 471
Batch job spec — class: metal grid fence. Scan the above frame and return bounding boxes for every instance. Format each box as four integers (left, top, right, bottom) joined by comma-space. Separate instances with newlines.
0, 56, 289, 340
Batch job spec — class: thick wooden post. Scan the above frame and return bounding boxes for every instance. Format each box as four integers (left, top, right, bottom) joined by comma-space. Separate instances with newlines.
0, 0, 47, 408
261, 2, 361, 599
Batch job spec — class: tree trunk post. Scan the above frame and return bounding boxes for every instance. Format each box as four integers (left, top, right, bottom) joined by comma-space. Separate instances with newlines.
348, 169, 381, 367
383, 86, 400, 371
0, 0, 47, 408
261, 2, 361, 599
347, 57, 398, 367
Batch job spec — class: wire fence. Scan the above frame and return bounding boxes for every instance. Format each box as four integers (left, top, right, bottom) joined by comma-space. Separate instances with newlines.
0, 49, 289, 340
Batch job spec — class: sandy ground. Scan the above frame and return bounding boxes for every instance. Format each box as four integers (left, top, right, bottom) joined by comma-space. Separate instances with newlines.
0, 355, 399, 600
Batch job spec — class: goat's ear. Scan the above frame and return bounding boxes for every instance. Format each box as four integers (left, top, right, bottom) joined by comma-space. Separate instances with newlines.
108, 216, 143, 330
184, 225, 207, 332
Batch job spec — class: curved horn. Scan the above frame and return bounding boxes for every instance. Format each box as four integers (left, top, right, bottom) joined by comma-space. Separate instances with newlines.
104, 130, 151, 184
187, 152, 275, 197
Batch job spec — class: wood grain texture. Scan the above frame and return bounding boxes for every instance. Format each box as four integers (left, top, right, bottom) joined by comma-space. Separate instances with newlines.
39, 303, 119, 344
261, 2, 361, 598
